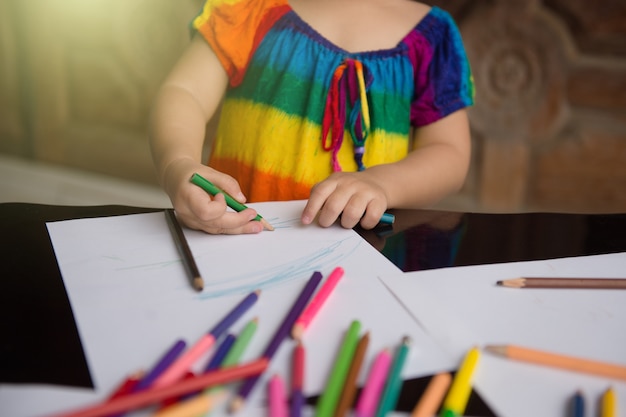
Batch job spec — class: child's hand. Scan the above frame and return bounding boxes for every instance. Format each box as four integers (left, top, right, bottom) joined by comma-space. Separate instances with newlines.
301, 171, 388, 230
163, 158, 264, 234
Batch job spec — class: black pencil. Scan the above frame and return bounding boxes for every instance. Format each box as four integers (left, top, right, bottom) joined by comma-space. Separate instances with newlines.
164, 209, 204, 291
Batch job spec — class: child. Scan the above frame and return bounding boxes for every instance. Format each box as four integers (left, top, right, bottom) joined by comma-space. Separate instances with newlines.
149, 0, 474, 234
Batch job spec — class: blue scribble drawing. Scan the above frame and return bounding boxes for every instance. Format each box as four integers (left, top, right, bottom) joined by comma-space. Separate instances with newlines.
264, 216, 299, 230
196, 236, 363, 299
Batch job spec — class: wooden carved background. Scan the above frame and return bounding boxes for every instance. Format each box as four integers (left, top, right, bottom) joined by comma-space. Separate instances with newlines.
1, 0, 625, 212
432, 0, 626, 212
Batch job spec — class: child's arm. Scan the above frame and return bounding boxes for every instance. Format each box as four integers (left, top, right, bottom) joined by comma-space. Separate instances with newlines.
301, 109, 471, 230
149, 36, 264, 234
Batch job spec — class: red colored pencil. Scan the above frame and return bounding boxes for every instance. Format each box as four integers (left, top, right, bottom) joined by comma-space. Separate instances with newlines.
46, 359, 268, 417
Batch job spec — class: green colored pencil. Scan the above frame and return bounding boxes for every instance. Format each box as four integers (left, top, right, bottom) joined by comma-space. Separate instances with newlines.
190, 173, 274, 231
375, 336, 412, 417
314, 320, 362, 417
221, 317, 258, 367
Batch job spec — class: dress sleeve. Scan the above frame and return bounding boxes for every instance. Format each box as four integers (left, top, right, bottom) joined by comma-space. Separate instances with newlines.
191, 0, 289, 87
409, 7, 475, 127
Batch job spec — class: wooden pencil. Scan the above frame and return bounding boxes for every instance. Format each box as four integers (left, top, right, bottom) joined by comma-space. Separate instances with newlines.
485, 345, 626, 382
47, 358, 268, 417
601, 386, 617, 417
230, 272, 323, 412
334, 331, 370, 417
190, 173, 274, 231
410, 372, 452, 417
291, 342, 306, 417
164, 209, 204, 291
496, 277, 626, 289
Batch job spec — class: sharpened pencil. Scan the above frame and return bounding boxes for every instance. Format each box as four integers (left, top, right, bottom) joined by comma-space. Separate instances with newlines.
496, 277, 626, 289
230, 272, 323, 413
165, 209, 204, 291
153, 290, 260, 388
190, 173, 274, 231
485, 345, 626, 382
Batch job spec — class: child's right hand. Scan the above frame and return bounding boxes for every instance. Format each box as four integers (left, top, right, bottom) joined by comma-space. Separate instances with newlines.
162, 158, 264, 234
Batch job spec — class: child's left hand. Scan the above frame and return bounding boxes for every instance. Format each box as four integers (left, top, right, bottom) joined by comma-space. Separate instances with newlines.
301, 171, 388, 230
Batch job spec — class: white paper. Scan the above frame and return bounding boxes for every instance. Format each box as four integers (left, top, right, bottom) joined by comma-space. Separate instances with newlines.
1, 200, 454, 417
380, 252, 626, 417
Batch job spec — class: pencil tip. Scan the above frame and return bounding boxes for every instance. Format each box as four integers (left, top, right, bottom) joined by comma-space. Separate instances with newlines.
261, 218, 275, 231
291, 324, 303, 341
193, 277, 204, 291
229, 396, 243, 413
484, 345, 506, 356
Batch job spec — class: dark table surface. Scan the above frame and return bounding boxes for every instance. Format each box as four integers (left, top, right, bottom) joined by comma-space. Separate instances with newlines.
2, 202, 626, 416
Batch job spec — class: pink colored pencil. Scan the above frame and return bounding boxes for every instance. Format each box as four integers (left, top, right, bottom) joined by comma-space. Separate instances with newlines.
268, 374, 289, 417
291, 342, 305, 417
153, 290, 259, 388
354, 348, 392, 417
292, 267, 345, 340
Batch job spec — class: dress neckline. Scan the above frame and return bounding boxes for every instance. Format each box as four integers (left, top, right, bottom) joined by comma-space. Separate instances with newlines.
283, 5, 438, 57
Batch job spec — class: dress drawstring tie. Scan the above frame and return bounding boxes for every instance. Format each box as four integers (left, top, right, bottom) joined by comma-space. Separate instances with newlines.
321, 58, 372, 172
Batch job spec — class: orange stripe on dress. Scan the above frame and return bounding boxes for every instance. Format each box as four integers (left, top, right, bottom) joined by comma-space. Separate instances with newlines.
210, 157, 312, 203
195, 0, 290, 86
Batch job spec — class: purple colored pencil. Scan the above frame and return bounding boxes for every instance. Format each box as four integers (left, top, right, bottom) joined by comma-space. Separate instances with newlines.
133, 339, 187, 392
230, 271, 323, 412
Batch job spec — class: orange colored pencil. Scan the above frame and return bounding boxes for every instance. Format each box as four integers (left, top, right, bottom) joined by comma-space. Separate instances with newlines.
410, 372, 452, 417
485, 345, 626, 381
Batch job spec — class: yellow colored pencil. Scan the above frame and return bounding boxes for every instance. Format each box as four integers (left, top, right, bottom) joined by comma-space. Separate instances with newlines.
439, 347, 480, 417
601, 387, 617, 417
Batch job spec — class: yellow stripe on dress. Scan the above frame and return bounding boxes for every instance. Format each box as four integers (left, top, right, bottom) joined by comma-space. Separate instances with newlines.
214, 100, 409, 185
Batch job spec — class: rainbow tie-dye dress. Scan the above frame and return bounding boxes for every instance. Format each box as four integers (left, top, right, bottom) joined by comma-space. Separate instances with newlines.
192, 0, 474, 202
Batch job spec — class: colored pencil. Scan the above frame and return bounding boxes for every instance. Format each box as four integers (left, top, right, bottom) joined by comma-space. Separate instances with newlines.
410, 373, 452, 417
484, 344, 626, 382
376, 336, 412, 417
152, 391, 225, 417
269, 374, 289, 417
439, 346, 480, 417
496, 277, 626, 289
221, 317, 258, 367
601, 387, 617, 417
107, 371, 144, 400
153, 290, 260, 388
334, 331, 370, 417
202, 318, 258, 397
571, 390, 585, 417
315, 320, 362, 417
292, 266, 345, 340
164, 209, 203, 291
379, 212, 395, 225
190, 173, 274, 231
354, 348, 393, 417
47, 359, 268, 417
291, 342, 306, 417
230, 272, 323, 412
203, 333, 235, 372
133, 339, 187, 392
